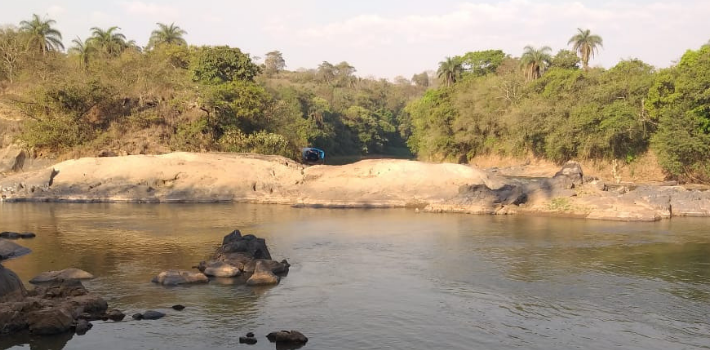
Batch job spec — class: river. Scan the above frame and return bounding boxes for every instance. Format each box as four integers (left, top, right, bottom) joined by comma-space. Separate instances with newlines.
1, 203, 709, 350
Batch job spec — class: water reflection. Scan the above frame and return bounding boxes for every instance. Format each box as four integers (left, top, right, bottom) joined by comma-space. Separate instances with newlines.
0, 203, 709, 350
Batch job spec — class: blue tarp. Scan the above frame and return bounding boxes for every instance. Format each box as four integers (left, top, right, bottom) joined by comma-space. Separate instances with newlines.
301, 148, 325, 163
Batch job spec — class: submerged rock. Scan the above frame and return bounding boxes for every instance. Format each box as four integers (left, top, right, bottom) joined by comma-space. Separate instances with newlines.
141, 310, 165, 320
171, 304, 185, 311
151, 270, 208, 286
0, 232, 35, 239
0, 239, 31, 261
239, 336, 257, 344
29, 268, 95, 284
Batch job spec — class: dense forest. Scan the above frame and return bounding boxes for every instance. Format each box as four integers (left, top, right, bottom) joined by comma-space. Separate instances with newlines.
1, 15, 709, 181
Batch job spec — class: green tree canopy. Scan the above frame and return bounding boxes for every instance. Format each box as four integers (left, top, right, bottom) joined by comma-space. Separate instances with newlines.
19, 14, 64, 55
437, 56, 463, 87
190, 46, 261, 84
460, 50, 507, 77
520, 45, 552, 80
264, 50, 286, 77
89, 26, 128, 56
568, 28, 603, 70
148, 22, 187, 48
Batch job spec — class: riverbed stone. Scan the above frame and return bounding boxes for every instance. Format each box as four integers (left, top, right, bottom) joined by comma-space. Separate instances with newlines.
151, 270, 208, 286
74, 319, 92, 335
105, 309, 126, 321
29, 268, 95, 284
0, 239, 31, 260
246, 260, 280, 286
217, 230, 272, 260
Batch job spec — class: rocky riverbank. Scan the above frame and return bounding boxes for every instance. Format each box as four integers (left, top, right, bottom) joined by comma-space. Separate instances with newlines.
1, 152, 709, 221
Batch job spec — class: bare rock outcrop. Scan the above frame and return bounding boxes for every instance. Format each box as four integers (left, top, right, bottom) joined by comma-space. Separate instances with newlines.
30, 268, 95, 284
151, 270, 209, 286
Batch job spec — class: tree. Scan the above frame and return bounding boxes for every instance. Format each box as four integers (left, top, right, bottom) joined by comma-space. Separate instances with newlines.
0, 27, 29, 82
460, 50, 506, 76
550, 49, 580, 70
317, 61, 336, 84
190, 46, 261, 84
19, 14, 64, 55
437, 56, 462, 87
89, 26, 128, 56
568, 28, 603, 70
148, 22, 187, 49
520, 45, 552, 80
411, 72, 429, 88
647, 46, 710, 181
264, 50, 286, 77
68, 37, 94, 68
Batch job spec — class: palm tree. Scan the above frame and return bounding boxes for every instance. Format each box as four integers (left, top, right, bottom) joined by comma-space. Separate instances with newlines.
19, 14, 64, 55
88, 26, 127, 56
68, 37, 94, 68
437, 57, 462, 87
568, 28, 603, 70
148, 22, 187, 48
520, 45, 552, 80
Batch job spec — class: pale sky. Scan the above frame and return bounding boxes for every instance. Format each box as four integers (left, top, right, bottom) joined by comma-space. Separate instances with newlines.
1, 0, 708, 79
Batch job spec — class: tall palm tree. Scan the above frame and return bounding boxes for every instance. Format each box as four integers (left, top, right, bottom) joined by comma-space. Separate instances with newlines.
520, 45, 552, 80
437, 57, 462, 87
568, 28, 603, 70
148, 22, 187, 48
68, 37, 94, 68
19, 14, 64, 55
88, 26, 127, 56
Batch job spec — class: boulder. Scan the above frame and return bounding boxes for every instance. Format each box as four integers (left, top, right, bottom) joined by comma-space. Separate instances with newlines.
0, 264, 26, 302
171, 304, 185, 311
74, 319, 92, 335
243, 259, 290, 275
0, 239, 31, 260
199, 261, 241, 278
151, 270, 208, 286
141, 310, 165, 320
246, 260, 280, 286
239, 336, 257, 344
27, 307, 75, 335
29, 268, 95, 284
552, 161, 584, 189
217, 230, 272, 260
30, 278, 89, 299
0, 145, 25, 173
266, 330, 308, 345
105, 309, 126, 321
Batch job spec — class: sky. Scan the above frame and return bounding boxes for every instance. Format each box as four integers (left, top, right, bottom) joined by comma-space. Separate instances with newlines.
1, 0, 709, 79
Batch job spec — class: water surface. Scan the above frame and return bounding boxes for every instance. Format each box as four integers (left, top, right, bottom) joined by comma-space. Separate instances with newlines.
1, 203, 709, 350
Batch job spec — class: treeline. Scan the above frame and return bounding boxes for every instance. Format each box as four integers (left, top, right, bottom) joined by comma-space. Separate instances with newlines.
0, 15, 421, 160
1, 15, 709, 182
403, 31, 710, 182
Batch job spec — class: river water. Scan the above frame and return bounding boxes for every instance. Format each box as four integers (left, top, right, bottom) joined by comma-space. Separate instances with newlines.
1, 203, 709, 350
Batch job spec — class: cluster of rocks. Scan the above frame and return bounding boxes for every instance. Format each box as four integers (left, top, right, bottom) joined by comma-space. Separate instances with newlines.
152, 229, 290, 287
0, 231, 36, 239
0, 265, 119, 336
238, 330, 309, 347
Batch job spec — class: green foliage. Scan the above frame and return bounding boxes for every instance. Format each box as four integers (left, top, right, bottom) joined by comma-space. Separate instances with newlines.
219, 129, 290, 156
460, 50, 507, 77
647, 46, 710, 181
550, 49, 580, 70
190, 46, 261, 84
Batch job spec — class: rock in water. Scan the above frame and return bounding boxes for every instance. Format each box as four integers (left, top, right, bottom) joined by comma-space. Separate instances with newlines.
246, 260, 280, 286
151, 270, 208, 285
74, 319, 93, 335
27, 307, 75, 335
266, 330, 308, 344
105, 309, 126, 321
239, 336, 257, 344
200, 261, 241, 277
141, 310, 165, 320
171, 305, 185, 311
0, 263, 26, 302
29, 268, 95, 284
0, 239, 31, 261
